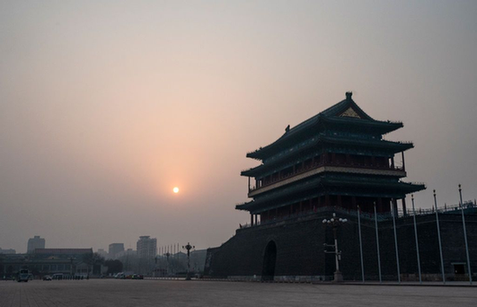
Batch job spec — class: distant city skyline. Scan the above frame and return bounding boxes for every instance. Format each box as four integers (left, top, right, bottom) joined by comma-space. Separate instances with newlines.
1, 233, 189, 257
1, 1, 476, 253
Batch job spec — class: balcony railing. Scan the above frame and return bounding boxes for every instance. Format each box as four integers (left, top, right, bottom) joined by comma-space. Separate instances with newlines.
249, 161, 405, 192
239, 201, 477, 230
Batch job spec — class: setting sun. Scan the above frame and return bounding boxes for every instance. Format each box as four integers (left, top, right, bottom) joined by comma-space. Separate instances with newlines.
173, 187, 179, 194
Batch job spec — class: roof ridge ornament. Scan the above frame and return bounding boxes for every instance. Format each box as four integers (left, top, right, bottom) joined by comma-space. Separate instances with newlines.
345, 91, 352, 100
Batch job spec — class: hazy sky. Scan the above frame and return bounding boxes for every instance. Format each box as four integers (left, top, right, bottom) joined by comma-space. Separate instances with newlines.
1, 1, 476, 253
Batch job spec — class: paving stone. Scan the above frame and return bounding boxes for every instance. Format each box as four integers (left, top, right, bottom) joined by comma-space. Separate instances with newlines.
0, 279, 476, 307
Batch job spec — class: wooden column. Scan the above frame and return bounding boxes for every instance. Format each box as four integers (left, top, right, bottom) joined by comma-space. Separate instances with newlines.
401, 152, 406, 171
378, 197, 383, 213
251, 213, 254, 226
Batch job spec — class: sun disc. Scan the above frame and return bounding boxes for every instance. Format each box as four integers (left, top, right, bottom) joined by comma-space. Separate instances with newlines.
173, 187, 179, 194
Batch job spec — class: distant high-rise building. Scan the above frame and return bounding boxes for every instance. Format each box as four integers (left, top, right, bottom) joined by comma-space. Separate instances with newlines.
27, 236, 45, 253
108, 243, 124, 259
136, 236, 157, 259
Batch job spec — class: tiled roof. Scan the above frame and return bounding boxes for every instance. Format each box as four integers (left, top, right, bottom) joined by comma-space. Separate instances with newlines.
246, 93, 403, 160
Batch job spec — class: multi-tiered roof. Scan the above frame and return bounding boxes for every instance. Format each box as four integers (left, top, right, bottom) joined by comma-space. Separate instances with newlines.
237, 92, 425, 216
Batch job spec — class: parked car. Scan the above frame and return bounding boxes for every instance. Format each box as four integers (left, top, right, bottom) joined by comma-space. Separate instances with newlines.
43, 275, 52, 281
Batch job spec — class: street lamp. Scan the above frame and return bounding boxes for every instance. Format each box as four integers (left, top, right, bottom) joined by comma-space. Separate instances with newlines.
322, 213, 347, 282
182, 242, 195, 281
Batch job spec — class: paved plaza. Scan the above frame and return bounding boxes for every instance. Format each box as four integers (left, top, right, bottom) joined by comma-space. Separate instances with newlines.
0, 279, 476, 307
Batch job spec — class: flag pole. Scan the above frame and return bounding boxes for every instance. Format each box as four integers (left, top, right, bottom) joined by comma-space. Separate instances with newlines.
433, 190, 446, 284
392, 200, 401, 283
411, 194, 422, 284
358, 205, 365, 283
459, 184, 472, 285
374, 203, 382, 283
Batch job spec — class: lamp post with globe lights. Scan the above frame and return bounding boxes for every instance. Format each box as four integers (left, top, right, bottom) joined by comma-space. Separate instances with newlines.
182, 242, 195, 280
322, 213, 347, 282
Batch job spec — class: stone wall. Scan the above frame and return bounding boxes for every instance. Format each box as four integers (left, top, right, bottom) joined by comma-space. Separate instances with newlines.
205, 209, 477, 281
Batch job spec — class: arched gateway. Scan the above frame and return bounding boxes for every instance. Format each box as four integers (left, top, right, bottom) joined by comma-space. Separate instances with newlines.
262, 241, 277, 281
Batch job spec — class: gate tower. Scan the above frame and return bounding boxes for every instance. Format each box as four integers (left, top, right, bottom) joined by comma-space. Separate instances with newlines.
237, 92, 425, 225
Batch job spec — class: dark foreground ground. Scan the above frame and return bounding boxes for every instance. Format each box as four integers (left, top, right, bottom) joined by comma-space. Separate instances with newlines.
0, 279, 476, 307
